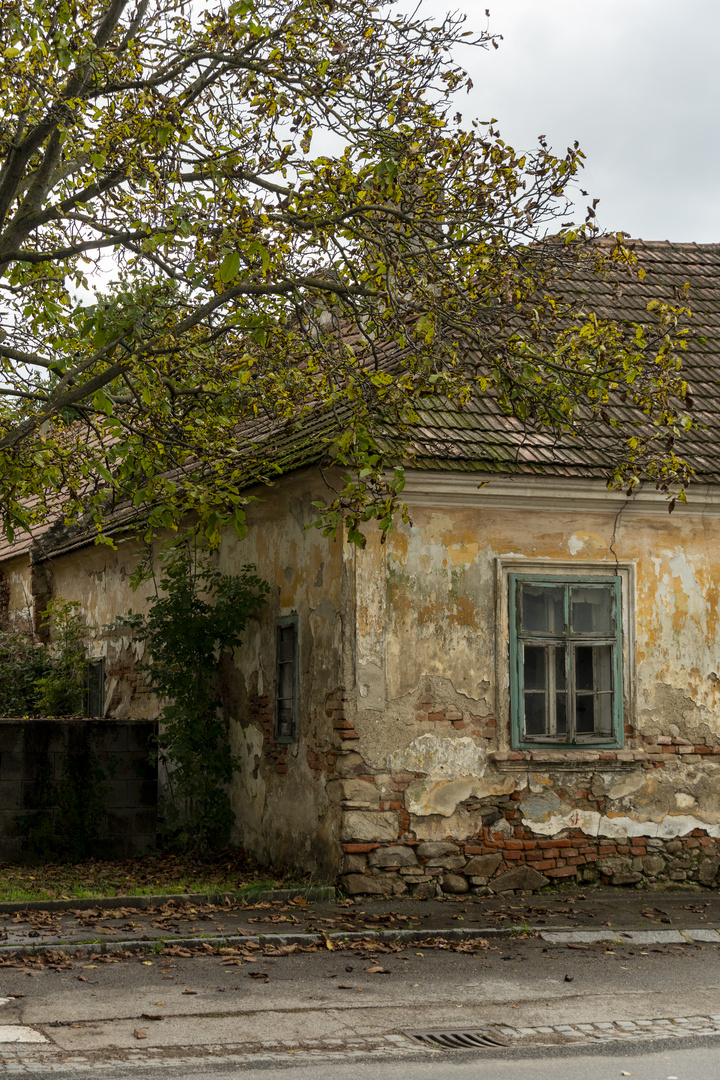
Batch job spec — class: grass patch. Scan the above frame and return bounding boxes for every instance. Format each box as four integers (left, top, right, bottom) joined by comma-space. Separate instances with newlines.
0, 851, 307, 903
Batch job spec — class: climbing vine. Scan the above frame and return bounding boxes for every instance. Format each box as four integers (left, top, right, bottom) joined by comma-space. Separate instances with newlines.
118, 545, 269, 853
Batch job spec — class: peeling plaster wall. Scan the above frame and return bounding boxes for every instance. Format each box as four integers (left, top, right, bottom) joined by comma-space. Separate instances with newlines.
338, 492, 720, 895
2, 541, 158, 720
37, 540, 159, 721
1, 555, 32, 629
219, 468, 348, 879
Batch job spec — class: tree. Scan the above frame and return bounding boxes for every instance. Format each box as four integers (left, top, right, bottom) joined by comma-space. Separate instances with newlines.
0, 0, 693, 548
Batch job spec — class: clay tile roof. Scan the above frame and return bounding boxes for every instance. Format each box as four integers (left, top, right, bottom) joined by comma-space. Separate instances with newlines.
398, 240, 720, 482
1, 240, 718, 564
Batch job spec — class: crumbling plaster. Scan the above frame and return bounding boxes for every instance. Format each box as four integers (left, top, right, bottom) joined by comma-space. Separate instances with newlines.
348, 491, 720, 835
220, 469, 347, 876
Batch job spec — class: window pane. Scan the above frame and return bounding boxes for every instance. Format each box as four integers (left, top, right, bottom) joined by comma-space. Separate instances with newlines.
278, 661, 294, 701
571, 587, 612, 634
524, 693, 547, 736
576, 645, 594, 691
556, 693, 568, 734
278, 625, 295, 662
576, 694, 595, 733
277, 703, 294, 738
522, 586, 564, 634
524, 645, 546, 690
576, 644, 613, 692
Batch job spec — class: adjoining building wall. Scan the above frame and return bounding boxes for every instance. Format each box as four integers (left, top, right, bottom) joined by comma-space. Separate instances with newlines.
338, 475, 720, 895
220, 469, 350, 880
0, 468, 351, 877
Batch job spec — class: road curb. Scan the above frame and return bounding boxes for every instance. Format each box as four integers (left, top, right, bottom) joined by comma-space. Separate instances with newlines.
0, 924, 518, 960
0, 885, 335, 915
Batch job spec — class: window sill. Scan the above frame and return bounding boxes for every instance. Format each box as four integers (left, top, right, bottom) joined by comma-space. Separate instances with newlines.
489, 749, 641, 770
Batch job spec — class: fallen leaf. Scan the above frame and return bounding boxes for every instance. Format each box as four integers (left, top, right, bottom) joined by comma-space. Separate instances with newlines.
564, 975, 574, 982
134, 1030, 147, 1040
155, 1001, 165, 1006
141, 962, 153, 966
77, 976, 87, 982
182, 989, 197, 995
140, 1014, 164, 1021
337, 985, 353, 990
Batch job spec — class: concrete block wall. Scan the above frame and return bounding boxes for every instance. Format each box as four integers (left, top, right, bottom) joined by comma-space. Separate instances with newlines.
0, 718, 157, 861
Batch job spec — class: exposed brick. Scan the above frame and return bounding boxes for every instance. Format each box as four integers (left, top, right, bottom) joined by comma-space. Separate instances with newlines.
343, 843, 379, 853
545, 865, 578, 878
529, 860, 556, 872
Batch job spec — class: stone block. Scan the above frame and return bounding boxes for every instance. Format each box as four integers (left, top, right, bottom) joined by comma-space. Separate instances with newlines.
343, 854, 368, 873
698, 858, 720, 884
342, 873, 404, 896
0, 726, 23, 753
105, 807, 157, 835
426, 855, 466, 870
643, 855, 666, 876
341, 811, 398, 843
126, 723, 156, 752
97, 726, 127, 751
464, 853, 503, 878
334, 752, 366, 777
0, 752, 28, 783
368, 845, 417, 868
441, 873, 469, 894
612, 871, 643, 885
0, 808, 23, 838
490, 866, 549, 893
411, 881, 438, 899
0, 780, 22, 811
327, 779, 380, 809
416, 841, 459, 858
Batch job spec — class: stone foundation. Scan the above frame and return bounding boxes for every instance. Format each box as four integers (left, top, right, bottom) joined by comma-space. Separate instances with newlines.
342, 816, 720, 895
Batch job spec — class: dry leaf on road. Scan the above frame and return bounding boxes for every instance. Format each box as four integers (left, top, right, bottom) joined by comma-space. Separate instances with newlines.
133, 1030, 147, 1040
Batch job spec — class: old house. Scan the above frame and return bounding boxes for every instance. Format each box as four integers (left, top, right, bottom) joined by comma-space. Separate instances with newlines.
2, 240, 720, 892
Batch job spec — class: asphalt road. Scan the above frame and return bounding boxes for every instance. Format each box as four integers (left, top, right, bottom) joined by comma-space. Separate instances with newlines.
2, 929, 720, 1075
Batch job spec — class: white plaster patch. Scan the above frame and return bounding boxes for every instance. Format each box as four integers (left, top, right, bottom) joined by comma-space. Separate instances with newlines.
388, 733, 486, 779
523, 809, 720, 840
568, 534, 584, 556
675, 792, 697, 810
525, 809, 601, 837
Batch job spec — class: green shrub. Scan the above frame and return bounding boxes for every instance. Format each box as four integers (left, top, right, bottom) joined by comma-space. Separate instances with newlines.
0, 626, 52, 716
118, 545, 269, 853
36, 599, 88, 715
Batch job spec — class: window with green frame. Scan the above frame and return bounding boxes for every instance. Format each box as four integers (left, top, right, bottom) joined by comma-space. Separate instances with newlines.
509, 574, 623, 748
275, 617, 299, 743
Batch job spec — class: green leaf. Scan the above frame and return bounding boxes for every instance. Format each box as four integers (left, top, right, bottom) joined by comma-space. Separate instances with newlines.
220, 251, 241, 283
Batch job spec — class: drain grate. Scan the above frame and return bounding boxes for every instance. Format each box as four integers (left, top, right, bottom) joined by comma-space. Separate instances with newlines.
402, 1028, 510, 1050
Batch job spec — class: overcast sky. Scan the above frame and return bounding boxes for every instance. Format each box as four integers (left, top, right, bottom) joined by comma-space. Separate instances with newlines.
432, 0, 720, 242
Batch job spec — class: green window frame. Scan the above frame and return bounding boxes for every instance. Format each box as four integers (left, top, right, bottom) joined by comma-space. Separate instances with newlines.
275, 616, 299, 744
509, 574, 623, 749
